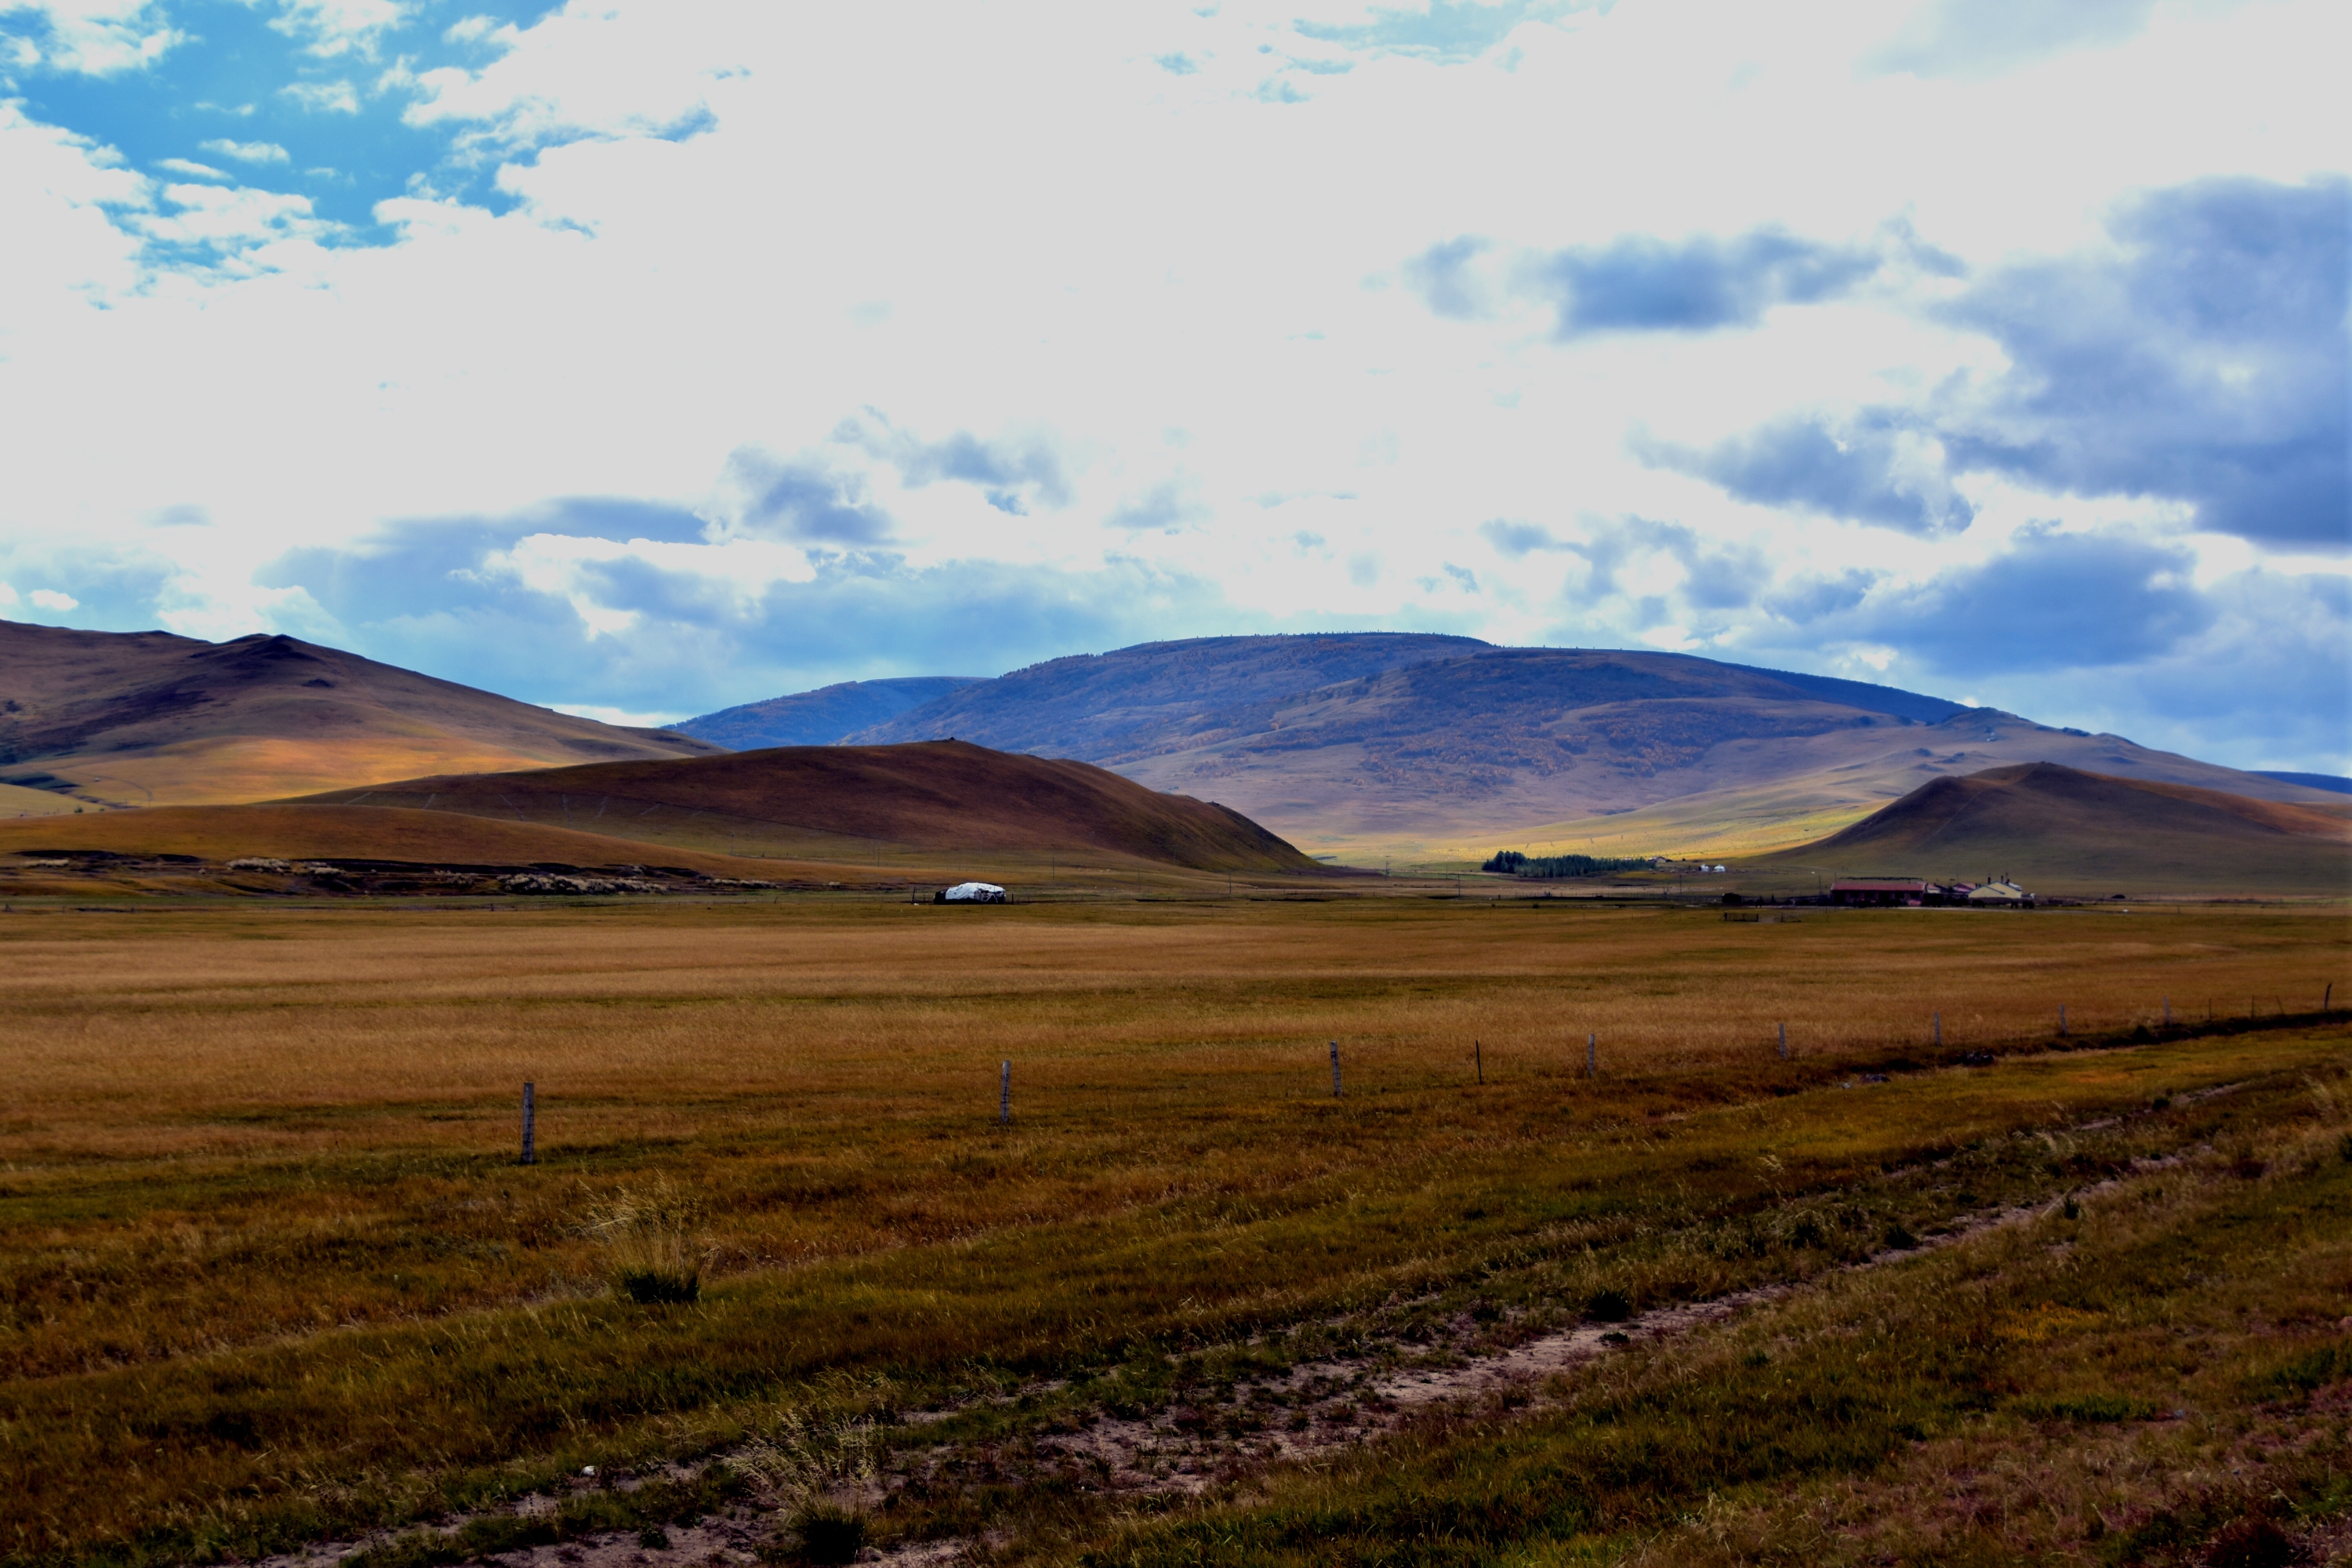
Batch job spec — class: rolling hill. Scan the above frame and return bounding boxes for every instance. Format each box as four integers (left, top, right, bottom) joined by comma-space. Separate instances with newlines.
0, 620, 721, 808
796, 636, 2338, 861
668, 677, 982, 750
1755, 762, 2352, 895
287, 740, 1323, 873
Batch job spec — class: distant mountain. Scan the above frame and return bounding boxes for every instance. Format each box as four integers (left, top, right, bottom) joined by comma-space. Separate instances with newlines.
669, 677, 981, 750
829, 634, 2328, 857
0, 619, 720, 808
288, 739, 1321, 873
1758, 761, 2351, 894
2253, 770, 2352, 795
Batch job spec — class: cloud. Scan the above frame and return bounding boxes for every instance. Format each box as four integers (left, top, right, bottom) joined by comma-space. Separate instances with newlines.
1561, 517, 1768, 612
1105, 477, 1209, 533
154, 157, 230, 180
1871, 0, 2156, 80
1811, 528, 2215, 677
266, 0, 414, 60
1402, 235, 1490, 320
836, 414, 1073, 514
27, 587, 78, 610
1765, 569, 1878, 624
1478, 518, 1556, 557
256, 517, 1258, 714
279, 79, 361, 113
0, 0, 180, 75
201, 138, 290, 163
1295, 0, 1559, 62
1525, 227, 1882, 337
1635, 416, 1976, 535
713, 451, 894, 546
1936, 176, 2350, 548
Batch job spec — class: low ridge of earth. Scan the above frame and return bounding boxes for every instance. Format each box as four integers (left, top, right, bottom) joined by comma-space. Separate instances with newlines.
286, 739, 1324, 873
804, 636, 2339, 862
1755, 760, 2352, 895
0, 619, 719, 809
669, 677, 982, 751
0, 803, 822, 898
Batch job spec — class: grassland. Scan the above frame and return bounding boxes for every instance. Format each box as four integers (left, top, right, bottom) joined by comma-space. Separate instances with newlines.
0, 898, 2346, 1566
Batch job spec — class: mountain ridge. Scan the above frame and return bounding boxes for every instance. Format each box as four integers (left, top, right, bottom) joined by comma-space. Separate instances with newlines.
0, 619, 720, 808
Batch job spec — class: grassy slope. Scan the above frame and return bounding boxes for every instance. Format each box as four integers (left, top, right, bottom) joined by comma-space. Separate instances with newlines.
0, 620, 715, 808
1749, 761, 2352, 895
284, 740, 1325, 873
1081, 1086, 2352, 1567
0, 899, 2344, 1564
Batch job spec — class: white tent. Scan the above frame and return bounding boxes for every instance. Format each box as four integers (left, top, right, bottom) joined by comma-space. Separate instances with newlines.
942, 881, 1007, 903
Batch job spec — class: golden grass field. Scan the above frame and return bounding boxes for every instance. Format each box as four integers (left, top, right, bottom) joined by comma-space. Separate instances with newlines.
2, 897, 2347, 1566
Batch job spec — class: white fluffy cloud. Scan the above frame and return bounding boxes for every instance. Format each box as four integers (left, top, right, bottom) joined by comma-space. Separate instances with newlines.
0, 0, 2345, 769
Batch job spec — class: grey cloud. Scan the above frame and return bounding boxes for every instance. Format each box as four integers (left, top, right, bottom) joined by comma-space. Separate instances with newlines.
1563, 516, 1766, 609
1635, 417, 1976, 535
1527, 227, 1882, 337
1403, 236, 1492, 319
1823, 529, 2215, 677
1478, 518, 1555, 556
1106, 478, 1207, 532
1766, 568, 1879, 624
258, 499, 715, 629
1938, 176, 2350, 548
249, 515, 1375, 717
1871, 0, 2155, 80
720, 451, 894, 544
837, 414, 1072, 514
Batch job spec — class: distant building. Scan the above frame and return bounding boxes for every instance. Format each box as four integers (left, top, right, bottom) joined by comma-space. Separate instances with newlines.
1967, 880, 2032, 906
1829, 877, 1928, 906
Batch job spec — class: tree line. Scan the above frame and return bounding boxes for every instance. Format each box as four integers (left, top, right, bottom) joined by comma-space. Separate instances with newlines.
1480, 849, 1653, 879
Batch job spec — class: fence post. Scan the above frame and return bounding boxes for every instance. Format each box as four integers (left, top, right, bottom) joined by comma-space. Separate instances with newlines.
1778, 1022, 1788, 1061
1330, 1040, 1342, 1098
1933, 1012, 1941, 1048
2059, 1005, 2067, 1039
520, 1082, 535, 1166
1586, 1032, 1596, 1080
1000, 1061, 1011, 1125
2164, 996, 2170, 1026
1475, 1040, 1483, 1084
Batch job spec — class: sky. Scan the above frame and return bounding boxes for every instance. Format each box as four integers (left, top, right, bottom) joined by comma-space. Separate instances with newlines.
2, 0, 2347, 771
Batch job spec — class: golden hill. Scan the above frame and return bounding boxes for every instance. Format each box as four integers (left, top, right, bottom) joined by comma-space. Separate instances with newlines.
1755, 762, 2352, 895
287, 740, 1323, 873
0, 619, 720, 809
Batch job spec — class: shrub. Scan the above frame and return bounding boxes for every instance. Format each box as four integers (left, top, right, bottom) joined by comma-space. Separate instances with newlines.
581, 1176, 708, 1305
1584, 1287, 1632, 1323
789, 1503, 868, 1566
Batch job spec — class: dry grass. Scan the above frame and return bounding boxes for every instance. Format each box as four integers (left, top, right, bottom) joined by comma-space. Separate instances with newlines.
0, 898, 2343, 1564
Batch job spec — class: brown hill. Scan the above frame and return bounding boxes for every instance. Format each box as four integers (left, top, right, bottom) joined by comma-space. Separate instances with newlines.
1757, 762, 2352, 895
288, 740, 1323, 873
0, 619, 721, 808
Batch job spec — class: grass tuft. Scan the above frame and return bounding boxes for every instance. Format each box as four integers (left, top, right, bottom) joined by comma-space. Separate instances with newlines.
775, 1502, 867, 1566
581, 1175, 708, 1305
